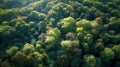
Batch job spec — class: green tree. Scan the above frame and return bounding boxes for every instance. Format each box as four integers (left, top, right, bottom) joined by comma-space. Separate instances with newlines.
45, 28, 61, 51
83, 54, 97, 67
6, 46, 19, 57
112, 45, 120, 59
76, 19, 92, 31
12, 51, 28, 67
48, 2, 74, 20
84, 34, 93, 46
27, 52, 46, 67
58, 17, 75, 33
27, 11, 46, 21
100, 48, 114, 62
61, 40, 79, 50
81, 42, 89, 53
22, 43, 35, 54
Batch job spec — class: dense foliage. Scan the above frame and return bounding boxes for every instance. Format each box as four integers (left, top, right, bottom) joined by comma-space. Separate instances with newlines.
0, 0, 120, 67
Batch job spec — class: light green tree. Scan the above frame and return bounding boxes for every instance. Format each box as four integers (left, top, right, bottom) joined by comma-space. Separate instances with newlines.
101, 48, 114, 62
83, 54, 97, 67
6, 46, 19, 57
22, 43, 35, 54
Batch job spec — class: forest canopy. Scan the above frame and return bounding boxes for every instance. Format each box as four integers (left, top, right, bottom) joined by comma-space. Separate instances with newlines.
0, 0, 120, 67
